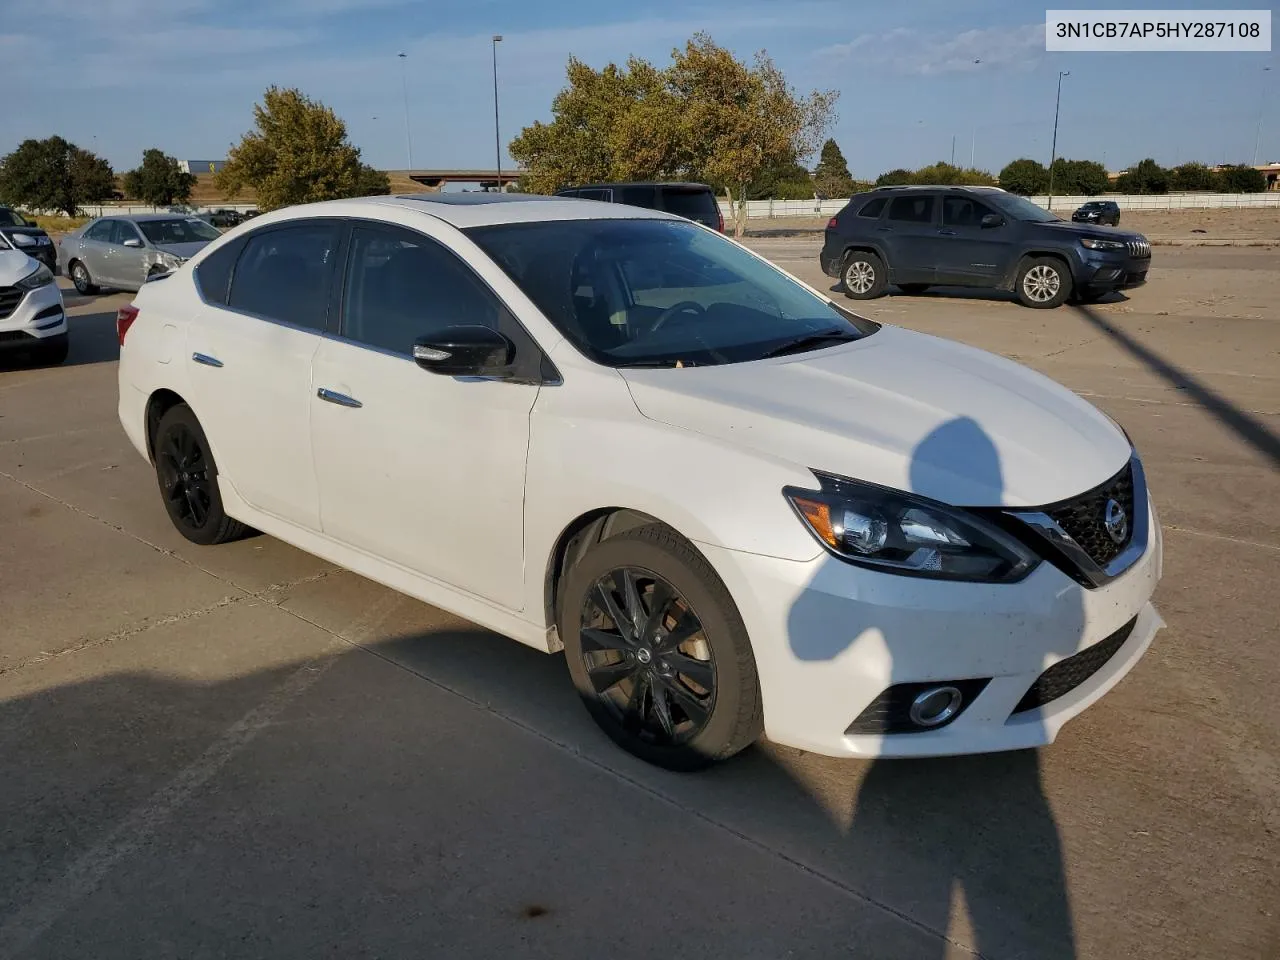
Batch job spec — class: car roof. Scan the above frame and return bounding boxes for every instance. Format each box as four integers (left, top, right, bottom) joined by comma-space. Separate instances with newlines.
99, 212, 206, 222
239, 192, 683, 229
867, 184, 1007, 194
558, 181, 713, 190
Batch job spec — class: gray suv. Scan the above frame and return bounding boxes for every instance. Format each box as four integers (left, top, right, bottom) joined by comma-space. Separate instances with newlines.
58, 213, 222, 294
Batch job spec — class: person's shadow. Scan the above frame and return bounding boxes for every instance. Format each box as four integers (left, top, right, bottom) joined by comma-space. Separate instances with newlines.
786, 416, 1084, 958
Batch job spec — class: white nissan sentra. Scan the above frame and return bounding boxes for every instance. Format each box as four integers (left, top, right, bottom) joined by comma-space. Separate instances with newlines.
116, 193, 1164, 771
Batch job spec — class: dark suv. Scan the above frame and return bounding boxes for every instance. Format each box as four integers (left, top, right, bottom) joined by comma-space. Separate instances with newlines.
1072, 200, 1121, 226
0, 206, 56, 273
555, 181, 724, 232
820, 186, 1151, 308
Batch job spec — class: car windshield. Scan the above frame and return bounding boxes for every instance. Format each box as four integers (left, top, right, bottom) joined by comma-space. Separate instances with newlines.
137, 218, 221, 245
1080, 202, 1104, 210
991, 193, 1062, 223
0, 208, 27, 227
466, 218, 879, 367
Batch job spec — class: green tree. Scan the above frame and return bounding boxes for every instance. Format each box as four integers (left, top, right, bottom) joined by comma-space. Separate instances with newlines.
122, 148, 197, 207
812, 138, 855, 198
0, 136, 115, 216
1115, 158, 1170, 195
875, 162, 995, 187
509, 32, 837, 235
875, 168, 914, 186
215, 86, 384, 211
355, 163, 392, 197
1212, 163, 1267, 192
997, 158, 1049, 195
1170, 162, 1215, 191
1050, 158, 1109, 195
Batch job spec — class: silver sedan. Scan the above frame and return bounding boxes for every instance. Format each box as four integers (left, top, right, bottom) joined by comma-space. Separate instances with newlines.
57, 213, 222, 294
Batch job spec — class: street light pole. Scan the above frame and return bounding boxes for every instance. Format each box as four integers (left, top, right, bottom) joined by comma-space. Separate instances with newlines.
970, 59, 981, 169
1253, 66, 1272, 167
397, 52, 413, 170
492, 35, 504, 192
1047, 70, 1070, 211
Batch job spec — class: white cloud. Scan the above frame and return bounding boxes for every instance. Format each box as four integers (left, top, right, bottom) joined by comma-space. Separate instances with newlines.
819, 22, 1044, 76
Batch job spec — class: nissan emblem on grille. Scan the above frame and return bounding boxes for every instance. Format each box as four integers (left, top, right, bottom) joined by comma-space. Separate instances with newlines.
1104, 498, 1128, 545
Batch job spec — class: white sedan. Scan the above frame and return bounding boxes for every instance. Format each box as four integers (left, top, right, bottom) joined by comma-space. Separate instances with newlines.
0, 250, 67, 365
115, 193, 1163, 771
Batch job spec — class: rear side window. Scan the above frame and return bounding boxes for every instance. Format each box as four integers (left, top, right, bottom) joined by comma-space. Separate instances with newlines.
857, 197, 887, 219
661, 187, 718, 220
194, 237, 246, 305
620, 185, 658, 208
887, 196, 934, 223
227, 222, 342, 331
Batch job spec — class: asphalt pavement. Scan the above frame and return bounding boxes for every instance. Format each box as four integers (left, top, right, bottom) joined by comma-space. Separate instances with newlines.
1, 251, 1277, 959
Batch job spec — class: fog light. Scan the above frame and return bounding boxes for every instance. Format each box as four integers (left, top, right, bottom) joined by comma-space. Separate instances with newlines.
908, 686, 963, 727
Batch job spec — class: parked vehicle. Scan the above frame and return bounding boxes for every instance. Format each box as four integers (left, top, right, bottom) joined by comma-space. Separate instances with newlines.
206, 208, 244, 228
0, 206, 57, 273
0, 250, 68, 365
821, 186, 1152, 308
117, 192, 1164, 771
555, 181, 724, 232
58, 213, 222, 294
1072, 200, 1121, 226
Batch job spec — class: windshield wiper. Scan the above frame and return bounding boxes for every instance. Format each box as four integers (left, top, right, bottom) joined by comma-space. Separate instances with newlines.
759, 330, 858, 359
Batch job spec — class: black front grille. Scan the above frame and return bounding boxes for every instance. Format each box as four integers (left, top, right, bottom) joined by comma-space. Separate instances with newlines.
0, 330, 34, 342
0, 285, 23, 320
1127, 239, 1151, 258
1012, 616, 1137, 714
1045, 462, 1134, 566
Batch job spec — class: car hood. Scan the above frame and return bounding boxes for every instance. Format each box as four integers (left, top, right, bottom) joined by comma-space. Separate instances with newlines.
0, 249, 44, 284
153, 240, 213, 259
619, 325, 1132, 508
1036, 219, 1142, 241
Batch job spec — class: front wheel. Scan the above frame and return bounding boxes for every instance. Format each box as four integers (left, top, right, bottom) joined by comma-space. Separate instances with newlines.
560, 524, 763, 771
69, 260, 99, 296
153, 404, 249, 545
1015, 257, 1072, 309
841, 250, 888, 300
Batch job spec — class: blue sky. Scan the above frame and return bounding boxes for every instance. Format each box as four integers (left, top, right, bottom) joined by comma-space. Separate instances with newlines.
1, 0, 1275, 178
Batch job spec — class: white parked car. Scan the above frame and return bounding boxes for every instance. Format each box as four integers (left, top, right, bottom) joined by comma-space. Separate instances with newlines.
0, 249, 68, 365
116, 194, 1164, 770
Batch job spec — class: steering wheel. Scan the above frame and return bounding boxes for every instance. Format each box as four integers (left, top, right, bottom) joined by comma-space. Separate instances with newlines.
649, 300, 707, 334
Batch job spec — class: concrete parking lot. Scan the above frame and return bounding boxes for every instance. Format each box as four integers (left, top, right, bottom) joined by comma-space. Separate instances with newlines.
2, 247, 1277, 959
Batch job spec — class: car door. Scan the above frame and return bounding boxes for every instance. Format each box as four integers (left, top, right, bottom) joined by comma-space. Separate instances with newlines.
184, 219, 343, 530
78, 219, 116, 283
933, 195, 1017, 285
112, 220, 148, 289
879, 194, 937, 284
309, 221, 541, 610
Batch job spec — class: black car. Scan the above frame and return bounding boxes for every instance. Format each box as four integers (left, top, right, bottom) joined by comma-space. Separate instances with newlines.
0, 206, 57, 273
555, 181, 724, 232
1072, 200, 1121, 226
206, 208, 244, 228
820, 186, 1151, 309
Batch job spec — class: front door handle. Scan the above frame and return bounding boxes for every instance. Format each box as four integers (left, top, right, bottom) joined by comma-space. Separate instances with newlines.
317, 387, 362, 409
192, 352, 223, 368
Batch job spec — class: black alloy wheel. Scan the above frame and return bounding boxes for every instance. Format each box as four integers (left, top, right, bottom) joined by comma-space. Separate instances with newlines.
152, 404, 249, 545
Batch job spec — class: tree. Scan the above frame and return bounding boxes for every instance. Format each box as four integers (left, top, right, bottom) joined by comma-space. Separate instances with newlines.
122, 149, 196, 207
215, 86, 385, 211
1170, 162, 1215, 191
0, 136, 115, 216
355, 164, 392, 197
875, 168, 914, 186
508, 33, 837, 236
1115, 158, 1170, 195
998, 158, 1049, 195
1051, 158, 1109, 195
813, 138, 855, 198
1212, 163, 1266, 193
874, 162, 996, 187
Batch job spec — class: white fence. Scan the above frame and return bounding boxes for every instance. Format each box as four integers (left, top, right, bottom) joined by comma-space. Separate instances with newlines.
718, 192, 1280, 221
71, 201, 260, 218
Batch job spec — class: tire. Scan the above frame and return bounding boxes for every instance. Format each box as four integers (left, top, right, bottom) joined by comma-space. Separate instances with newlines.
37, 336, 69, 366
841, 250, 888, 300
559, 523, 763, 771
897, 283, 930, 295
152, 404, 248, 546
69, 260, 99, 295
1014, 256, 1072, 309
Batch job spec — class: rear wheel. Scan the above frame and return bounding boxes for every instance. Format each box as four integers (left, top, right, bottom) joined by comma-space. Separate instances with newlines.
841, 250, 888, 300
153, 404, 248, 545
897, 283, 930, 295
1015, 257, 1072, 309
560, 524, 763, 771
69, 260, 98, 295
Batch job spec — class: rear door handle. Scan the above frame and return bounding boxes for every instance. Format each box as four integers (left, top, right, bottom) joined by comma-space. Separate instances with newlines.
192, 352, 223, 368
317, 387, 362, 409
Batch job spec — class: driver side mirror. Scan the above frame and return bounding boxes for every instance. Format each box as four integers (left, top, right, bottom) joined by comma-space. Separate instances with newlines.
412, 325, 515, 377
980, 213, 1005, 229
123, 238, 143, 248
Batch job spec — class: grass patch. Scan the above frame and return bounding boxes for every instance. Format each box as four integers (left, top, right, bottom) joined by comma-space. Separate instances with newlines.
28, 215, 90, 235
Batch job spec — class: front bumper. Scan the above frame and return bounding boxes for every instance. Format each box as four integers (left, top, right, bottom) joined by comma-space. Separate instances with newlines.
1077, 250, 1150, 291
0, 280, 67, 352
698, 496, 1164, 759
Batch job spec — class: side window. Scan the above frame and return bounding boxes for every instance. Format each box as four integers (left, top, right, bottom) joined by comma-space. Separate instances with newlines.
84, 220, 113, 241
577, 189, 611, 202
942, 196, 998, 227
227, 222, 341, 330
857, 197, 887, 219
113, 221, 142, 245
620, 186, 657, 207
887, 196, 935, 224
194, 237, 245, 305
341, 225, 508, 355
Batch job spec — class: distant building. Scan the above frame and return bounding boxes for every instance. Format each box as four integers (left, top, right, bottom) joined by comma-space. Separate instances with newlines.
179, 160, 227, 174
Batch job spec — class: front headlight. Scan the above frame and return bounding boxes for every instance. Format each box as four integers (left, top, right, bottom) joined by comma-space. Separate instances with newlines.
784, 473, 1039, 583
15, 263, 54, 291
1080, 237, 1126, 250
